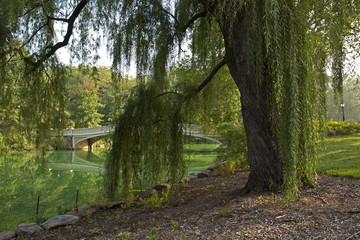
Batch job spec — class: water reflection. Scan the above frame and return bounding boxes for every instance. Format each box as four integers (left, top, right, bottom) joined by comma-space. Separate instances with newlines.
46, 151, 104, 174
0, 145, 217, 232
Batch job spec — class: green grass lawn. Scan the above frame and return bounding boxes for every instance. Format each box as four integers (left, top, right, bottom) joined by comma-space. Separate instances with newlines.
317, 135, 360, 178
184, 144, 220, 173
184, 135, 360, 179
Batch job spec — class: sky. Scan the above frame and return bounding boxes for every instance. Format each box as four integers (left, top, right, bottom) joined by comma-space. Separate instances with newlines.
56, 44, 111, 67
56, 44, 140, 76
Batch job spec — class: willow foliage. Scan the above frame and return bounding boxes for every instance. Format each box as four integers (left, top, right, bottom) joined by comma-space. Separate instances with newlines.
239, 1, 328, 197
0, 42, 67, 152
1, 0, 360, 199
105, 83, 187, 197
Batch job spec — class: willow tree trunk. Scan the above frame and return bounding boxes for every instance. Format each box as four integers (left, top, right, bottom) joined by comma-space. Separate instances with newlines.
220, 11, 282, 193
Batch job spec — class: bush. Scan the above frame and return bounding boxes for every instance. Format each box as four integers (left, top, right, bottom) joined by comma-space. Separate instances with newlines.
215, 123, 248, 169
325, 120, 360, 136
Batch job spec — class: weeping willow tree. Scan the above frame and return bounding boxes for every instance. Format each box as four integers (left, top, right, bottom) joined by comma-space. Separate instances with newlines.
1, 0, 360, 198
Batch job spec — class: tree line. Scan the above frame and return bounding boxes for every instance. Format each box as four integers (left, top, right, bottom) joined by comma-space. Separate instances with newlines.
0, 64, 135, 152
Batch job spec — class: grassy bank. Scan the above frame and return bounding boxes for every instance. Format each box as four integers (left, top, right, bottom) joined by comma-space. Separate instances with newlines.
183, 135, 360, 179
184, 144, 220, 173
317, 135, 360, 178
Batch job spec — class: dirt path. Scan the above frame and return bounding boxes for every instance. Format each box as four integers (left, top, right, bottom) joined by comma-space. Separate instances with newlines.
22, 172, 360, 239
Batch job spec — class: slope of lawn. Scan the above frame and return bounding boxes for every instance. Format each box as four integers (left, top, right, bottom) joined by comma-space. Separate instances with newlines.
317, 135, 360, 178
183, 135, 360, 179
184, 144, 220, 173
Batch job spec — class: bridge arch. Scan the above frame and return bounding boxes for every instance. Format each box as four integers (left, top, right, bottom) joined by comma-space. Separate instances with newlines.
74, 134, 110, 150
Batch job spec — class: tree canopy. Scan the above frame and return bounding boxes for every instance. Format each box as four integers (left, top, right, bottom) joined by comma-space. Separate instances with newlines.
1, 0, 360, 199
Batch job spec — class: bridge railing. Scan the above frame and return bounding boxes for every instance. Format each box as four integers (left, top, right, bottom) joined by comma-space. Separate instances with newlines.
183, 124, 217, 137
50, 126, 115, 136
50, 124, 218, 141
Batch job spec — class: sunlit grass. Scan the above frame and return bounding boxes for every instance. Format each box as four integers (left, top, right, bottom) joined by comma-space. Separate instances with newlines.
184, 144, 220, 173
317, 135, 360, 178
96, 136, 360, 179
184, 136, 360, 179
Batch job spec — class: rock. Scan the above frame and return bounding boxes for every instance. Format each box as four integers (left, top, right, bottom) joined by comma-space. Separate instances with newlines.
41, 215, 79, 230
153, 183, 171, 192
206, 165, 215, 171
16, 223, 43, 237
66, 203, 99, 217
186, 174, 198, 181
138, 188, 157, 200
0, 231, 16, 240
107, 199, 127, 209
78, 203, 99, 214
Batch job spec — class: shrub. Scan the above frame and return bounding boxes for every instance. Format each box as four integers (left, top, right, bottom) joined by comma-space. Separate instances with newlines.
215, 123, 248, 168
140, 190, 169, 208
325, 120, 360, 136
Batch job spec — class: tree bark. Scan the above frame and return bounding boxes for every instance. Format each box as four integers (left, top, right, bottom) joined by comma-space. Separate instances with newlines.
220, 10, 282, 193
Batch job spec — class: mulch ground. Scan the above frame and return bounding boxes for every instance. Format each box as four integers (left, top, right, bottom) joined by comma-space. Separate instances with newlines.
22, 171, 360, 240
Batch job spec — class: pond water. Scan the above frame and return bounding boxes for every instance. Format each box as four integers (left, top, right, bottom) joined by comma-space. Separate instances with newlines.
0, 144, 219, 232
0, 150, 106, 232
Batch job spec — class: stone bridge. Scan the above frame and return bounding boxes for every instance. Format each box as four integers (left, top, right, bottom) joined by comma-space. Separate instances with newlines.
50, 126, 114, 150
50, 124, 220, 150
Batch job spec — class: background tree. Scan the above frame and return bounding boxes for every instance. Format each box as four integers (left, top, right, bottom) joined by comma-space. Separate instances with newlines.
66, 68, 105, 128
66, 67, 137, 128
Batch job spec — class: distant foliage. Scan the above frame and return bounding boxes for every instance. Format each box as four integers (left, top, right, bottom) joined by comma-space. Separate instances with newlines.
216, 123, 248, 167
66, 68, 104, 128
327, 78, 360, 123
66, 67, 136, 128
325, 121, 360, 136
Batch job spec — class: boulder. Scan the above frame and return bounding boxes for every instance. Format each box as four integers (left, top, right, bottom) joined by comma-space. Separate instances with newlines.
41, 215, 79, 230
0, 231, 16, 240
16, 223, 43, 237
66, 203, 99, 217
107, 199, 127, 209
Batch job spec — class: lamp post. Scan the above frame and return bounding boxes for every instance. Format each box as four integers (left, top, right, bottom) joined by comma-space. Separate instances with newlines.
341, 103, 345, 122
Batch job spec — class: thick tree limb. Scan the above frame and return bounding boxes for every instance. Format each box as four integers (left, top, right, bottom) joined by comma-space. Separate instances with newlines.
47, 16, 69, 23
182, 10, 208, 32
196, 59, 226, 93
156, 59, 225, 98
39, 0, 89, 63
27, 0, 89, 69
